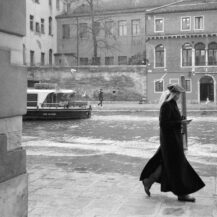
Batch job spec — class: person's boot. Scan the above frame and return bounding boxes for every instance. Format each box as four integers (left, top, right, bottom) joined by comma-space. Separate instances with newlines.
178, 195, 196, 202
142, 178, 154, 197
142, 166, 162, 197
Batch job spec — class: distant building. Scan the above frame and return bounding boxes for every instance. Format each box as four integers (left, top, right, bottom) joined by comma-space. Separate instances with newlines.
55, 0, 178, 66
146, 0, 217, 103
23, 0, 66, 66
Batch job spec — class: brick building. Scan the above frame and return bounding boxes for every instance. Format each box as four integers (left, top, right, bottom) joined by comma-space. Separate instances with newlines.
145, 0, 217, 103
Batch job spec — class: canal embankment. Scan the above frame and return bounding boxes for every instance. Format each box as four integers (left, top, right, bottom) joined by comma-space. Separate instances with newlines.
91, 101, 217, 116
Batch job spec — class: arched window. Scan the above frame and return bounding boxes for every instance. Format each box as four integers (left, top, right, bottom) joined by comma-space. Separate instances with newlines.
182, 43, 192, 66
200, 76, 214, 101
155, 44, 164, 67
49, 49, 53, 65
195, 42, 205, 66
208, 42, 217, 65
49, 17, 52, 35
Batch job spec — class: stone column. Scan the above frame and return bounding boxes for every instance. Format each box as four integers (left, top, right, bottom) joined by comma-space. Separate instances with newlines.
0, 1, 28, 216
0, 48, 28, 217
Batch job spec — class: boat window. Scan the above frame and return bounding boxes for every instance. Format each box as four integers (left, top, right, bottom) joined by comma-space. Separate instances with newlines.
27, 94, 38, 107
44, 93, 56, 104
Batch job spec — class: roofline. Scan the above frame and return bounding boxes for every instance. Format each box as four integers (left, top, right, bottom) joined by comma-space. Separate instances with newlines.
146, 6, 217, 15
145, 1, 217, 15
0, 28, 25, 37
145, 0, 186, 13
56, 7, 148, 19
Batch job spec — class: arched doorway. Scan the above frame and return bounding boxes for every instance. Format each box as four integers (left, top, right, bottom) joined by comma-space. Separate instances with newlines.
200, 76, 214, 102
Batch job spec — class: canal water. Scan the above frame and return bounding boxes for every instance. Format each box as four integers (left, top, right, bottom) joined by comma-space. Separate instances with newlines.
22, 112, 217, 166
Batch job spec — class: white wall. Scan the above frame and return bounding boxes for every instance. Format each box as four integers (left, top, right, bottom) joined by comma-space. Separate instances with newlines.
23, 0, 66, 66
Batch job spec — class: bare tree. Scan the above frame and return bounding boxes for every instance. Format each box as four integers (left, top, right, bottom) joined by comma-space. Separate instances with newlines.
61, 0, 119, 65
84, 0, 119, 65
88, 0, 98, 64
62, 0, 82, 13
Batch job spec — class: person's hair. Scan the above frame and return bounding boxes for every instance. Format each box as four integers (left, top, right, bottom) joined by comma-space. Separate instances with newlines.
159, 90, 170, 105
166, 91, 179, 102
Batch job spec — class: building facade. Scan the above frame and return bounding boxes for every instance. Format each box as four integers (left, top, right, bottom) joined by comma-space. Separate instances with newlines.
55, 0, 178, 66
145, 0, 217, 103
0, 0, 28, 216
23, 0, 66, 66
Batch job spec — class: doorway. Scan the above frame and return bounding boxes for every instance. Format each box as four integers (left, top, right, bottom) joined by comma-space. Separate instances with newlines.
200, 76, 214, 102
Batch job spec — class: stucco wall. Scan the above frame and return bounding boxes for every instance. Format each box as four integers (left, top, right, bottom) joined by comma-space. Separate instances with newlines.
147, 71, 217, 103
0, 0, 26, 36
0, 49, 27, 118
23, 0, 65, 66
145, 7, 217, 104
146, 37, 217, 74
147, 10, 217, 36
28, 66, 147, 101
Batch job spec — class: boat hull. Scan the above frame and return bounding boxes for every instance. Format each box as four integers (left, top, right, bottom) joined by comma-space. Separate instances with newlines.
23, 108, 91, 121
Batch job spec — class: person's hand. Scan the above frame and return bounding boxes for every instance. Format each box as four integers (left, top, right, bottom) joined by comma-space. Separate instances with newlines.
181, 115, 186, 120
181, 119, 192, 124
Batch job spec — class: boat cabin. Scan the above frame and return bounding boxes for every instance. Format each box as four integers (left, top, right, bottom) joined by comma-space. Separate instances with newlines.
27, 89, 88, 109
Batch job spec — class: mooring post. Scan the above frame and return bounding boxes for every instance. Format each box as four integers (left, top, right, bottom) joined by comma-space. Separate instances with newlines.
180, 75, 188, 150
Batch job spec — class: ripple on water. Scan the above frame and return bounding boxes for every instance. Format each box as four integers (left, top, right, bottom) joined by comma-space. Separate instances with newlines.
188, 116, 217, 122
92, 115, 158, 122
23, 135, 217, 165
22, 137, 158, 158
22, 114, 217, 165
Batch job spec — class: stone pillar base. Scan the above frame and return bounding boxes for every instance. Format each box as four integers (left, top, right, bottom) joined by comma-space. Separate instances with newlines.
0, 174, 28, 217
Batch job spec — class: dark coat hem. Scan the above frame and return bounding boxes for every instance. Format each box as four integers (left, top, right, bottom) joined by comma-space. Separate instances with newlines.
140, 100, 205, 196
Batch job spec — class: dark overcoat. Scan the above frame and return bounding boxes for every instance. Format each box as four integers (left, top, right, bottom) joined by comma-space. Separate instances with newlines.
98, 91, 103, 101
140, 99, 205, 196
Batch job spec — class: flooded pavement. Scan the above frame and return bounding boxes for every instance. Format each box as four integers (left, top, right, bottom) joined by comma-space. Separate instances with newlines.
23, 112, 217, 217
23, 112, 217, 178
23, 112, 217, 164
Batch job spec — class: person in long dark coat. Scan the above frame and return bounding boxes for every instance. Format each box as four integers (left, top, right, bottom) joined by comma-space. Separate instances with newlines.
140, 83, 205, 202
98, 89, 103, 106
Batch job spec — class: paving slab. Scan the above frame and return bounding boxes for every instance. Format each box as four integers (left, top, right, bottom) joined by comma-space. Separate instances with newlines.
28, 163, 217, 217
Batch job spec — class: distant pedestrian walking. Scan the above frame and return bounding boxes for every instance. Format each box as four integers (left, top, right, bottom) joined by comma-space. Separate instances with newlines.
140, 83, 205, 202
98, 89, 103, 106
